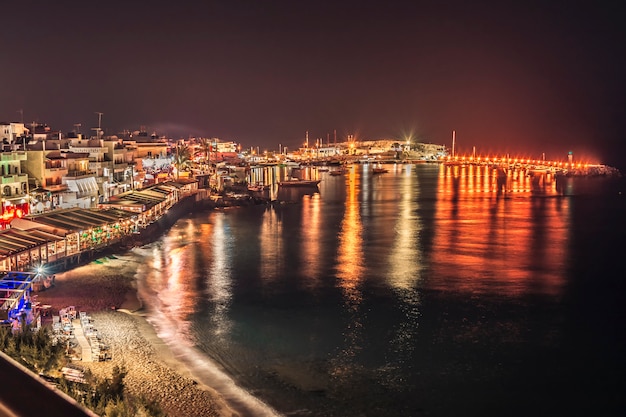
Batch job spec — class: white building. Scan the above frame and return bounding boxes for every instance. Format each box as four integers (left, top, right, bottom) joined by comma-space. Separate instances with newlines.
0, 122, 29, 151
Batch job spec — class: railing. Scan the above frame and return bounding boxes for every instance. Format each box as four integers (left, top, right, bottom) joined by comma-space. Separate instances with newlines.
65, 170, 96, 177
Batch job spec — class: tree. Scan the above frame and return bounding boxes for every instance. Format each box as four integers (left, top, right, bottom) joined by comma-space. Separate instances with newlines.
173, 142, 191, 180
197, 137, 212, 166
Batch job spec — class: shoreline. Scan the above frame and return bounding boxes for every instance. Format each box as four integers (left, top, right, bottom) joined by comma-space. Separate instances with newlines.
34, 255, 240, 417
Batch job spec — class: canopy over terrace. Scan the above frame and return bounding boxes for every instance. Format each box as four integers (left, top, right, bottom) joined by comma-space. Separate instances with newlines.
23, 208, 137, 234
0, 227, 66, 271
102, 185, 174, 209
0, 271, 39, 321
9, 208, 139, 269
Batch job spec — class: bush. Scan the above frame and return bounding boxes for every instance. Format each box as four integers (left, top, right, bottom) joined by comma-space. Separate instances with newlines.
1, 326, 165, 416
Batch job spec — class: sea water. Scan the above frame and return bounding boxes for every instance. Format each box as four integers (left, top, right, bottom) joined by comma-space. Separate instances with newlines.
131, 164, 626, 417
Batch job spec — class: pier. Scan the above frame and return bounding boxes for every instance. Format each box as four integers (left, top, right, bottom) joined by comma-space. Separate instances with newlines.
441, 155, 619, 177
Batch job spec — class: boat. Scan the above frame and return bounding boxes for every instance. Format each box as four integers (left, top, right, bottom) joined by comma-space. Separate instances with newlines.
372, 167, 389, 174
329, 170, 344, 176
277, 179, 321, 188
247, 182, 267, 192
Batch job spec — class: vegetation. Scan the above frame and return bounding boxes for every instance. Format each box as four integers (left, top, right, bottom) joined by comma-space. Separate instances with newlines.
173, 142, 192, 180
0, 326, 65, 375
0, 326, 165, 417
197, 137, 213, 165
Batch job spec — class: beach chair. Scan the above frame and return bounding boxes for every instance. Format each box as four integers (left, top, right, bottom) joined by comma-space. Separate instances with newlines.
52, 316, 62, 333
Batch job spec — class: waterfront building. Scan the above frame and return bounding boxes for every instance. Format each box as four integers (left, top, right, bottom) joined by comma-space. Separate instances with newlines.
0, 220, 67, 270
0, 150, 30, 229
34, 208, 135, 254
97, 179, 196, 227
22, 142, 98, 212
101, 136, 137, 195
6, 207, 136, 271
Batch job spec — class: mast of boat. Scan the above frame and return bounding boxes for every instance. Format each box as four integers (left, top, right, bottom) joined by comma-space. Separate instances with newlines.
452, 130, 456, 158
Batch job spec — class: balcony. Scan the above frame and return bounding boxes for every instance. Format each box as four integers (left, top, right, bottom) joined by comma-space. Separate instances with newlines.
0, 152, 27, 161
65, 170, 96, 178
1, 174, 28, 184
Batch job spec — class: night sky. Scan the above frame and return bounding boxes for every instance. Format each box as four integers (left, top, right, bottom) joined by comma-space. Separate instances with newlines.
2, 1, 625, 168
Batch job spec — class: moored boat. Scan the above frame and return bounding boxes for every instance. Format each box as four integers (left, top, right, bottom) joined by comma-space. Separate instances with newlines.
278, 179, 321, 187
247, 182, 267, 192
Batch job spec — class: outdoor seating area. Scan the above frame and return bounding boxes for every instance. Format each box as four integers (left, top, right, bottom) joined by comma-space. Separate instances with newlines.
0, 272, 42, 330
52, 306, 111, 362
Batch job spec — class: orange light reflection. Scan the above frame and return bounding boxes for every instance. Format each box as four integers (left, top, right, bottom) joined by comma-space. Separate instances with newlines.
300, 194, 322, 286
431, 164, 569, 296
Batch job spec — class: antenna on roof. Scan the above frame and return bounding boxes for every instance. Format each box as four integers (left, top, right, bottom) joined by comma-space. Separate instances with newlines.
94, 112, 104, 138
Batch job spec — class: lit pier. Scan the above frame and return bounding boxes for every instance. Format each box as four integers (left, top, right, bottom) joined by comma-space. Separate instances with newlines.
441, 155, 617, 177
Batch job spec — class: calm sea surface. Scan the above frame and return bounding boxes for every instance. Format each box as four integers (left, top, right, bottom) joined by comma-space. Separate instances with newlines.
130, 164, 625, 417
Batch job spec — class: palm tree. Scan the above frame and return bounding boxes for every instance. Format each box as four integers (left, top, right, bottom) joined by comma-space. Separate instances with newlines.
197, 137, 213, 174
173, 142, 191, 180
198, 137, 212, 164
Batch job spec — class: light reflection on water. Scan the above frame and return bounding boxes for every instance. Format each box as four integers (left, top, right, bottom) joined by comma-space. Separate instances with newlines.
430, 164, 569, 296
333, 166, 365, 377
136, 163, 580, 417
205, 215, 234, 338
336, 166, 364, 300
300, 194, 322, 283
258, 208, 283, 283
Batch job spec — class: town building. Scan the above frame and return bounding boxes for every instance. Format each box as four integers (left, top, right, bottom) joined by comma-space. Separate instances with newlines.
1, 151, 30, 228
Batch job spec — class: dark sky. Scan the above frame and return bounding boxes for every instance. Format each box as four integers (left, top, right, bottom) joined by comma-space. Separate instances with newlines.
2, 1, 625, 167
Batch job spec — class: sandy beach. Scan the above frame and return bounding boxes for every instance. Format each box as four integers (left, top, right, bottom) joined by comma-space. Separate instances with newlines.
34, 258, 238, 417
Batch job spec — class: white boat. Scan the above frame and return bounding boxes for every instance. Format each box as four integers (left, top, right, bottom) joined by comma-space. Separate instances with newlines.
329, 169, 345, 176
277, 179, 321, 188
283, 160, 301, 168
247, 182, 267, 192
